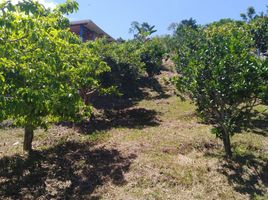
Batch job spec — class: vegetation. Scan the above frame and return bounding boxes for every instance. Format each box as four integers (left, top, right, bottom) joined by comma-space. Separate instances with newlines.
89, 39, 145, 94
130, 21, 165, 77
0, 73, 267, 199
0, 0, 268, 199
140, 37, 165, 77
90, 25, 165, 96
129, 21, 157, 42
0, 0, 109, 151
172, 21, 267, 157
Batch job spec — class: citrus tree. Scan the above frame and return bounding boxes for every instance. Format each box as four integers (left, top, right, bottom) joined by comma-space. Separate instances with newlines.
173, 22, 267, 157
0, 0, 109, 152
249, 16, 268, 54
89, 38, 145, 94
140, 37, 165, 77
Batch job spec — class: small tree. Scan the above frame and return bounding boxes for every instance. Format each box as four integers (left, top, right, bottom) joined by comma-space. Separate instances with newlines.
173, 22, 266, 157
0, 0, 109, 152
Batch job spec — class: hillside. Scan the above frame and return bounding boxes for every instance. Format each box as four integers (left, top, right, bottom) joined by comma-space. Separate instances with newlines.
0, 71, 268, 200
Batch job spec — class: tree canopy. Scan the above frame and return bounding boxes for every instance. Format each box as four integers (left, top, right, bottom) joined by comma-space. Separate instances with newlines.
172, 20, 268, 157
0, 0, 109, 151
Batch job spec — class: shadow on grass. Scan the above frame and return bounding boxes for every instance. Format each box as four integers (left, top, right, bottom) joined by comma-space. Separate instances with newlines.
245, 112, 268, 137
90, 76, 170, 111
208, 110, 268, 198
73, 76, 168, 134
79, 108, 160, 134
138, 76, 171, 101
0, 141, 136, 199
205, 142, 268, 199
219, 153, 268, 198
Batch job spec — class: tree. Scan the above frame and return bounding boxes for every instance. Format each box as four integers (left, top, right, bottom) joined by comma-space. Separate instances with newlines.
249, 16, 268, 53
173, 22, 266, 157
169, 18, 198, 33
240, 6, 257, 22
89, 38, 145, 94
140, 37, 165, 77
240, 6, 268, 54
129, 21, 157, 41
128, 22, 165, 77
173, 24, 202, 73
0, 0, 109, 152
167, 18, 199, 54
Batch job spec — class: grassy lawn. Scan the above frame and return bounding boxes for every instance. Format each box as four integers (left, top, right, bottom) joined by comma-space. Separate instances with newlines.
0, 72, 267, 200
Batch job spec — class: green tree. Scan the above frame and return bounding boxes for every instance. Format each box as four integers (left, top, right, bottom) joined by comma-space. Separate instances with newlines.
240, 6, 257, 22
249, 16, 268, 53
0, 0, 109, 152
167, 18, 199, 54
173, 22, 267, 157
89, 38, 145, 94
169, 18, 198, 33
240, 6, 268, 54
129, 21, 157, 42
140, 37, 165, 77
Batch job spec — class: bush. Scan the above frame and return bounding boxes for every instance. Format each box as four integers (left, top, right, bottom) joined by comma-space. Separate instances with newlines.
89, 39, 145, 94
140, 37, 165, 77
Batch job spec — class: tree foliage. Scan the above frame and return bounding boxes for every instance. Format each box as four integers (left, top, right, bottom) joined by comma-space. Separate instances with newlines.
169, 18, 198, 33
140, 37, 165, 77
240, 6, 257, 22
129, 22, 165, 77
249, 16, 268, 53
0, 0, 109, 151
90, 33, 165, 95
129, 21, 157, 42
172, 21, 267, 157
165, 18, 199, 55
89, 39, 145, 94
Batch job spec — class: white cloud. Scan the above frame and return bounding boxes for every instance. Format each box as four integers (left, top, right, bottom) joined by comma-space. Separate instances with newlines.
11, 0, 57, 9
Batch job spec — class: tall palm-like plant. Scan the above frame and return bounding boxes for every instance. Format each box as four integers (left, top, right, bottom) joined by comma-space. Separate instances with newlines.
129, 21, 157, 41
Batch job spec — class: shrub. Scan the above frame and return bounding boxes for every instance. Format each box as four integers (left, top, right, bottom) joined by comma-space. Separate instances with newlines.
140, 37, 165, 77
172, 22, 267, 157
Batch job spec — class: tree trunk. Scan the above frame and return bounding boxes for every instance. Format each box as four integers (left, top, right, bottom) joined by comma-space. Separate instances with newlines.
222, 130, 232, 158
23, 125, 34, 152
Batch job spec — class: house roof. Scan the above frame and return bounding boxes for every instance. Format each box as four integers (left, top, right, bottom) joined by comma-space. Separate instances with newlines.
70, 19, 114, 41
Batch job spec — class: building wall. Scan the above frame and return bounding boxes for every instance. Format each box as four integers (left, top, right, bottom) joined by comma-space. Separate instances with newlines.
70, 25, 100, 42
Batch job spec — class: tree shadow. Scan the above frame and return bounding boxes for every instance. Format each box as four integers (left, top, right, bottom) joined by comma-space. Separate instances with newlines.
245, 112, 268, 137
90, 75, 170, 111
72, 75, 167, 134
138, 76, 171, 100
0, 120, 16, 129
216, 152, 268, 198
0, 141, 136, 199
78, 108, 160, 134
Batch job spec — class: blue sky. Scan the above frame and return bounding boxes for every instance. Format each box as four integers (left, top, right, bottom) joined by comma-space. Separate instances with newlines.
52, 0, 267, 39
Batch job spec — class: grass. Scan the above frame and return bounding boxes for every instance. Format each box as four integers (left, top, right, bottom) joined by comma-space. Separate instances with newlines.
0, 72, 268, 199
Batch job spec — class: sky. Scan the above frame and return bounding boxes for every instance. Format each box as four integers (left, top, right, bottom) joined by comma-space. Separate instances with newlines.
21, 0, 268, 39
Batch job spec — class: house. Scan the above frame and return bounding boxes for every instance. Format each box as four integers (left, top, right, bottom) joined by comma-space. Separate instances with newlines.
70, 19, 114, 42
